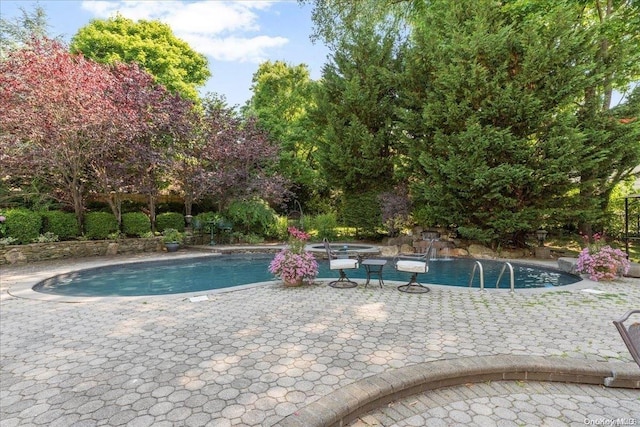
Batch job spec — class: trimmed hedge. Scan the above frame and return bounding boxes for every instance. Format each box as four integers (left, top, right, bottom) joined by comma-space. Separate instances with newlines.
41, 210, 80, 240
122, 212, 151, 237
3, 209, 42, 244
156, 212, 184, 232
84, 212, 119, 240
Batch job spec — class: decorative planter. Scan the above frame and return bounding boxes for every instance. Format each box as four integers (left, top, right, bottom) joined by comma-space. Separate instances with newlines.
283, 278, 303, 287
165, 242, 180, 253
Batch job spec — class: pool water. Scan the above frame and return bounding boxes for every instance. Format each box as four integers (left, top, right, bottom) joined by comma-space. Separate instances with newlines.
33, 254, 581, 297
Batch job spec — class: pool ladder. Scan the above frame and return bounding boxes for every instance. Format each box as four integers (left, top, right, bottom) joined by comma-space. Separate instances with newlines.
468, 261, 515, 292
468, 261, 485, 290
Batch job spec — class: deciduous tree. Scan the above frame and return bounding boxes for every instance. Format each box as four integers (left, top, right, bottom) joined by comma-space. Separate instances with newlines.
247, 61, 323, 211
0, 38, 124, 226
70, 15, 210, 102
171, 97, 288, 215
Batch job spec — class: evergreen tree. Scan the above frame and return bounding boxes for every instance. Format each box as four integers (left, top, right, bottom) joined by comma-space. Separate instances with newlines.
0, 4, 51, 58
313, 24, 403, 233
400, 0, 592, 244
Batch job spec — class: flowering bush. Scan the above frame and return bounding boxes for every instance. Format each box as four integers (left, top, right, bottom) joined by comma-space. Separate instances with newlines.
576, 233, 630, 281
269, 227, 318, 285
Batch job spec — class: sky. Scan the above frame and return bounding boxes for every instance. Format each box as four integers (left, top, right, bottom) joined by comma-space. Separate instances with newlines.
0, 0, 331, 107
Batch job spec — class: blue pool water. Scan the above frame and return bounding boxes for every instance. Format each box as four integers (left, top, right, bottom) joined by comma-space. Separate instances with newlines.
33, 254, 581, 297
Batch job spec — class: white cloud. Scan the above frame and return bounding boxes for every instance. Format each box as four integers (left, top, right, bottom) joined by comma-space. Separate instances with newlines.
183, 34, 288, 63
80, 0, 288, 63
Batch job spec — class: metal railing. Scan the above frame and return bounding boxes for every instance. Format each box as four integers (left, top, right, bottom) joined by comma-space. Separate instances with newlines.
468, 260, 485, 290
496, 262, 515, 292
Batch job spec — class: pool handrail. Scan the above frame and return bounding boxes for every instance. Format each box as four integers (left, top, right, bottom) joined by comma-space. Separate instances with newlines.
468, 260, 485, 290
496, 262, 515, 292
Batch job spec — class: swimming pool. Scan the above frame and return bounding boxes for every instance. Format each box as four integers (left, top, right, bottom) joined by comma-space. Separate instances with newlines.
33, 254, 582, 297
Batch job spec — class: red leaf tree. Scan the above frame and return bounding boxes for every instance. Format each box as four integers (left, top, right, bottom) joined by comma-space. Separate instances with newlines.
171, 102, 289, 215
92, 62, 194, 227
0, 38, 129, 226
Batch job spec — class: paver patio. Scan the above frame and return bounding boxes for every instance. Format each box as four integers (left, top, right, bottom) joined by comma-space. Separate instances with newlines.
1, 252, 639, 426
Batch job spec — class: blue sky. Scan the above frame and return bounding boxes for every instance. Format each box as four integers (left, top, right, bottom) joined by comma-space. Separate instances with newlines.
0, 0, 331, 107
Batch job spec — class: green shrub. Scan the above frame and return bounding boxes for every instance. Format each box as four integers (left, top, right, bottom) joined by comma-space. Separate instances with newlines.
122, 212, 151, 237
40, 210, 79, 240
193, 211, 219, 234
274, 215, 289, 241
156, 212, 185, 232
341, 192, 382, 238
84, 212, 119, 240
3, 209, 42, 244
161, 228, 184, 243
309, 213, 338, 241
233, 232, 264, 244
224, 199, 277, 237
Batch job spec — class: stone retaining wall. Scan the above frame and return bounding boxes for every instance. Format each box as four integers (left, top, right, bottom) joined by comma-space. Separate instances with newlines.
0, 238, 163, 265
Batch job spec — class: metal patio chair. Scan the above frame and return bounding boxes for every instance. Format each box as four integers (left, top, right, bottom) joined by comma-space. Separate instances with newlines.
394, 240, 434, 293
323, 238, 359, 288
613, 310, 640, 368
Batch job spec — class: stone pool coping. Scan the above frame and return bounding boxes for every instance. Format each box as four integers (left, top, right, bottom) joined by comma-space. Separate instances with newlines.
278, 355, 640, 427
3, 250, 597, 303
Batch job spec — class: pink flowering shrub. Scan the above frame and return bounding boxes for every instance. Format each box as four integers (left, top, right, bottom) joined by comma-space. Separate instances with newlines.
576, 234, 630, 281
269, 227, 318, 284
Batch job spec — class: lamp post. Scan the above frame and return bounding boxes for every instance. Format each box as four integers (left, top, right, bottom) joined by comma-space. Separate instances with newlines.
536, 229, 548, 247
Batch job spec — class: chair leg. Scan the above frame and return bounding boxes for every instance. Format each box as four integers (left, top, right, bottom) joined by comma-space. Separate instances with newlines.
328, 269, 358, 288
397, 273, 430, 293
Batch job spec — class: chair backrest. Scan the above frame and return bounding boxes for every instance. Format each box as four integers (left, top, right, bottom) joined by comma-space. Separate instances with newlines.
323, 238, 335, 260
613, 310, 640, 368
415, 239, 435, 265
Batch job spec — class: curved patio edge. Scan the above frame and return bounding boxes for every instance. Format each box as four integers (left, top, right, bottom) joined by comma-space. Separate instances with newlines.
277, 355, 640, 427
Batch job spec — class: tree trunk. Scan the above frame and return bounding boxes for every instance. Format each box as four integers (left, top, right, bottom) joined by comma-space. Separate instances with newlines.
107, 192, 122, 228
184, 193, 193, 217
149, 194, 157, 232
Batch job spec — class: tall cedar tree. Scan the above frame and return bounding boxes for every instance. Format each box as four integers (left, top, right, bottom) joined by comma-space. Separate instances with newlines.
400, 0, 593, 244
313, 24, 402, 232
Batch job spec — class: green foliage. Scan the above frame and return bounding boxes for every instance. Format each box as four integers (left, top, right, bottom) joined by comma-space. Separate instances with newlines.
70, 15, 210, 101
40, 210, 79, 240
0, 4, 50, 58
604, 178, 640, 239
156, 212, 185, 232
224, 199, 277, 237
84, 212, 119, 240
247, 61, 325, 204
161, 228, 183, 244
232, 232, 264, 245
308, 213, 338, 241
274, 215, 290, 241
121, 212, 151, 237
340, 192, 381, 237
35, 232, 59, 243
572, 84, 640, 232
3, 209, 42, 244
400, 0, 590, 243
314, 23, 400, 195
193, 212, 219, 234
